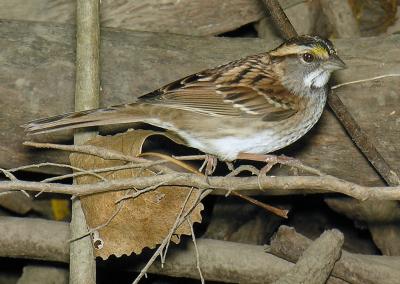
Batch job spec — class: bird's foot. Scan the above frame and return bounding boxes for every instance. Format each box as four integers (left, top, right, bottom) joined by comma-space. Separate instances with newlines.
199, 154, 218, 176
237, 152, 301, 175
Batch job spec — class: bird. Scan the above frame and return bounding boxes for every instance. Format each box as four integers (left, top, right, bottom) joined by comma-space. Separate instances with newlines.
24, 35, 345, 165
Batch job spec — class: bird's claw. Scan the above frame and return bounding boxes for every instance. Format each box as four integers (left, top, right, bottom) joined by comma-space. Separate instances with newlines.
199, 154, 218, 176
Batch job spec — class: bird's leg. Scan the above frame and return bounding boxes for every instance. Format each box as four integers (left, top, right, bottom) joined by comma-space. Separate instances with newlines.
199, 154, 218, 176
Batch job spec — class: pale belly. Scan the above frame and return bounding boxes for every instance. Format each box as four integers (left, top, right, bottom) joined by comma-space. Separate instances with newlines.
175, 114, 321, 161
145, 90, 327, 161
181, 129, 302, 161
174, 99, 326, 161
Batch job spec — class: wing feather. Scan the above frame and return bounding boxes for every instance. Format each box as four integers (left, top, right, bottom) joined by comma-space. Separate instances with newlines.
138, 54, 300, 121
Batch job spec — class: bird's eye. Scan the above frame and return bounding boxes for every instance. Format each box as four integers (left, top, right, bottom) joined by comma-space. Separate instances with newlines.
302, 53, 314, 63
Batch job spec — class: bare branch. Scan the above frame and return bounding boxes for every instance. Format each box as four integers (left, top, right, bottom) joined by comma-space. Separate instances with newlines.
1, 173, 400, 201
231, 191, 289, 218
24, 141, 144, 163
262, 0, 298, 39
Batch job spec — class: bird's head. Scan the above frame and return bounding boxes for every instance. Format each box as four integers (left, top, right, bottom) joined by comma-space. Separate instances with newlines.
270, 35, 346, 92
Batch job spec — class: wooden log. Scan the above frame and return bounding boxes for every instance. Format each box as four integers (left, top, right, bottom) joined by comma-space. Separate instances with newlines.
0, 216, 70, 263
0, 20, 399, 187
268, 226, 400, 284
0, 216, 346, 283
273, 229, 344, 284
0, 191, 34, 214
324, 197, 400, 223
327, 194, 400, 256
18, 265, 68, 284
0, 0, 269, 36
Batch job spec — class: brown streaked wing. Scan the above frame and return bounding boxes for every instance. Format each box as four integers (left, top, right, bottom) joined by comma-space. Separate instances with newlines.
138, 54, 300, 121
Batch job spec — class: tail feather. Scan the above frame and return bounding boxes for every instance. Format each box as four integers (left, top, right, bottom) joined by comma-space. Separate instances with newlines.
23, 103, 143, 134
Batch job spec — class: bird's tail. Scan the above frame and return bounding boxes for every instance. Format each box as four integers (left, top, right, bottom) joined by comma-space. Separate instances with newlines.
23, 103, 146, 134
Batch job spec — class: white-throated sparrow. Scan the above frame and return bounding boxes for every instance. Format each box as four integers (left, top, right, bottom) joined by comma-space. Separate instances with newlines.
25, 35, 345, 161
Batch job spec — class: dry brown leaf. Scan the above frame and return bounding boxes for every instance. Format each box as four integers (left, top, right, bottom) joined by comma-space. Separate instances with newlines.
69, 129, 203, 259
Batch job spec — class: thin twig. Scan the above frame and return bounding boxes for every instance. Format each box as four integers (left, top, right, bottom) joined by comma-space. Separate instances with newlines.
198, 159, 208, 173
23, 141, 145, 163
23, 141, 176, 174
188, 216, 205, 284
173, 155, 207, 161
9, 162, 107, 193
42, 165, 106, 183
0, 168, 30, 198
133, 188, 196, 284
160, 187, 196, 265
231, 191, 288, 218
115, 181, 167, 203
69, 189, 132, 243
0, 168, 18, 181
332, 74, 400, 90
42, 161, 168, 183
141, 152, 201, 173
162, 189, 209, 265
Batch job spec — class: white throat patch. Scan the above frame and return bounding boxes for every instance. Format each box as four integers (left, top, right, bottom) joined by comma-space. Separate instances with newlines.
304, 69, 330, 88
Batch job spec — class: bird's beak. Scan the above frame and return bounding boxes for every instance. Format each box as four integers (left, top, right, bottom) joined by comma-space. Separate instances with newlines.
325, 54, 346, 71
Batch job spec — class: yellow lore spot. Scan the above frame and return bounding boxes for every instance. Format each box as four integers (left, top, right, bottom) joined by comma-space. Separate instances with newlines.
310, 45, 329, 59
